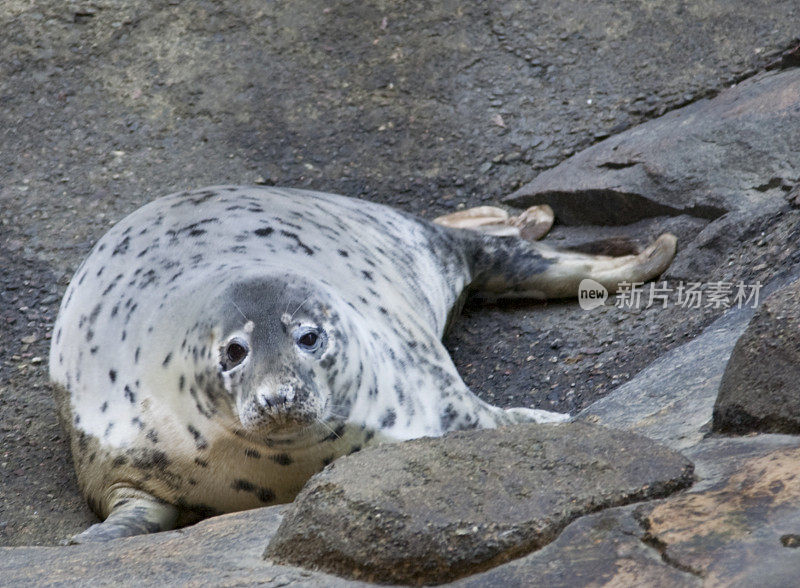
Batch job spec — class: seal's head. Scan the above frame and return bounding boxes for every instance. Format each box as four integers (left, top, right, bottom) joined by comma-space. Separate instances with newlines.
214, 274, 353, 436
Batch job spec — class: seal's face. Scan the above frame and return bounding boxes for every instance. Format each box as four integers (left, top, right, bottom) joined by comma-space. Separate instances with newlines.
216, 276, 341, 435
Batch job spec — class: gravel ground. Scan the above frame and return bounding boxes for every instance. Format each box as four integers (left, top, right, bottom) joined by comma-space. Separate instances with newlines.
1, 0, 798, 545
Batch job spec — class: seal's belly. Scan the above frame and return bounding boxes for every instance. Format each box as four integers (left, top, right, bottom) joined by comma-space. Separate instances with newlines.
73, 416, 377, 519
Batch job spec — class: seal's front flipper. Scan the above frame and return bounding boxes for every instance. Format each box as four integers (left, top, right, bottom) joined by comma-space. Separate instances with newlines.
504, 406, 571, 424
465, 397, 571, 430
469, 232, 677, 300
67, 488, 178, 544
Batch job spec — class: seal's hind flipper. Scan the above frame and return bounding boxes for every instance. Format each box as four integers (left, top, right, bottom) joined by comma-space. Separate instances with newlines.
468, 232, 677, 299
66, 488, 178, 544
434, 205, 554, 241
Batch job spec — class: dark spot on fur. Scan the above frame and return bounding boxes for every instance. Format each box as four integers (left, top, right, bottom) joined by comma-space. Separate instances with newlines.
146, 429, 159, 444
88, 303, 102, 325
257, 488, 275, 503
132, 449, 170, 470
108, 369, 117, 383
124, 385, 136, 403
100, 401, 108, 413
194, 457, 208, 468
187, 424, 208, 450
254, 227, 274, 237
279, 230, 314, 255
380, 409, 396, 429
162, 352, 172, 367
112, 236, 130, 256
244, 448, 261, 459
440, 403, 459, 430
271, 453, 293, 466
232, 479, 255, 492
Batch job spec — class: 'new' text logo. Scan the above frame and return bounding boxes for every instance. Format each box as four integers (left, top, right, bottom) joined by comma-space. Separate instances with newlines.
578, 279, 608, 310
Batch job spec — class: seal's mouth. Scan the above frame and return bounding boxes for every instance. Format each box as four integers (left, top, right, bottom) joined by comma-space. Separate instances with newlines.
237, 402, 318, 431
236, 387, 323, 436
232, 417, 333, 447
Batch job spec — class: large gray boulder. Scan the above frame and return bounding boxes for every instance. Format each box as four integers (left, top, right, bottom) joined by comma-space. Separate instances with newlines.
714, 278, 800, 434
265, 422, 693, 585
504, 68, 800, 225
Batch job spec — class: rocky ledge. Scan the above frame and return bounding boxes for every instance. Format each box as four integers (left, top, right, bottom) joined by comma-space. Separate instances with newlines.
265, 422, 693, 584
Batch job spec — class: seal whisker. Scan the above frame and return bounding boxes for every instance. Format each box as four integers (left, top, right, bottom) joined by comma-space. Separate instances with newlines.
289, 294, 314, 322
231, 300, 250, 322
315, 417, 343, 439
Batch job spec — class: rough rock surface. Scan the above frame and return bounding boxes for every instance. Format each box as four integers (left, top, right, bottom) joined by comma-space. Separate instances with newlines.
579, 305, 755, 450
454, 505, 701, 587
504, 68, 800, 226
265, 422, 693, 585
3, 435, 797, 586
459, 434, 800, 587
0, 506, 365, 587
639, 435, 800, 585
714, 278, 800, 434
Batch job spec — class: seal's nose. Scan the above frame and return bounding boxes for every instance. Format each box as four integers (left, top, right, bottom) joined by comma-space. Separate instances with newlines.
256, 384, 296, 409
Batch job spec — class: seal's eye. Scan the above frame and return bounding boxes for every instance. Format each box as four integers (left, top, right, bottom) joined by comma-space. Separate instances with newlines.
299, 332, 318, 348
222, 339, 249, 370
295, 328, 323, 353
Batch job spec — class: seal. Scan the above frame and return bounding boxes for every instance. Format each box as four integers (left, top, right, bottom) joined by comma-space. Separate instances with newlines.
49, 185, 676, 542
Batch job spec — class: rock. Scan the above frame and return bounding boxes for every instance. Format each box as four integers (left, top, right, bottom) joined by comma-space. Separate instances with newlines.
461, 434, 800, 587
639, 434, 800, 585
662, 200, 786, 280
713, 278, 800, 434
0, 505, 361, 586
454, 505, 700, 587
265, 422, 693, 585
504, 68, 800, 226
579, 304, 755, 450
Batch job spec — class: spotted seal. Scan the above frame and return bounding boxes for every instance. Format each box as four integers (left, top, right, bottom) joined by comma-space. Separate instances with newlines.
49, 185, 676, 542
